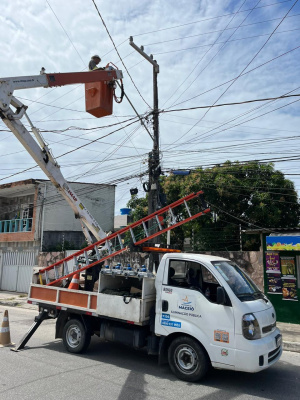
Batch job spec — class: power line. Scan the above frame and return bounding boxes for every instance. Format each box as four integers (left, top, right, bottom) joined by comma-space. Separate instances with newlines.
167, 44, 300, 110
160, 93, 300, 113
165, 82, 300, 150
185, 96, 300, 146
162, 0, 249, 108
18, 96, 86, 114
195, 0, 299, 125
142, 13, 300, 46
91, 0, 151, 109
154, 27, 300, 56
132, 0, 293, 37
0, 118, 140, 182
165, 0, 299, 150
46, 0, 86, 67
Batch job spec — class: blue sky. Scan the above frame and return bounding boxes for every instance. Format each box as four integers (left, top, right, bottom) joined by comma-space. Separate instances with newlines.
0, 0, 299, 222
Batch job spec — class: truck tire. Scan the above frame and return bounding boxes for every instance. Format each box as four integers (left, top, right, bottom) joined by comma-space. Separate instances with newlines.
168, 336, 209, 382
62, 319, 91, 354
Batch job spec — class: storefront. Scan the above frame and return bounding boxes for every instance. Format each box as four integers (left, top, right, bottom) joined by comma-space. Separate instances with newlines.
263, 234, 300, 324
245, 229, 300, 324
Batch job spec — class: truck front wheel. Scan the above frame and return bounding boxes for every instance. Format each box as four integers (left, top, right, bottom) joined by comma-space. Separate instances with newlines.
62, 319, 91, 353
168, 336, 209, 382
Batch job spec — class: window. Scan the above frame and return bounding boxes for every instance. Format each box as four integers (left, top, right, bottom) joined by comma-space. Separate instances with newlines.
167, 259, 221, 303
201, 265, 218, 284
212, 260, 261, 302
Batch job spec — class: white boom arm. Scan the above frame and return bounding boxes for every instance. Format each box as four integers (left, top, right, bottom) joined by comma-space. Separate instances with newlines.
0, 69, 123, 244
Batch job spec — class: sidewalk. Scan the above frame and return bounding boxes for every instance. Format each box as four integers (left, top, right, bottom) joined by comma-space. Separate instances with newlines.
0, 291, 36, 310
0, 290, 299, 353
277, 321, 300, 353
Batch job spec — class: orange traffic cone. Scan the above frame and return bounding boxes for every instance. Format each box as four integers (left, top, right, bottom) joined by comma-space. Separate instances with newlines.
69, 273, 80, 290
0, 310, 14, 347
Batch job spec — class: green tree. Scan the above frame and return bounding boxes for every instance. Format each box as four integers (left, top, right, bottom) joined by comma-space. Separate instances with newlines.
128, 161, 300, 251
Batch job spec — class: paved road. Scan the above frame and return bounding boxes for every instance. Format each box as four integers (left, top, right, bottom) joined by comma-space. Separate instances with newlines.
0, 306, 300, 400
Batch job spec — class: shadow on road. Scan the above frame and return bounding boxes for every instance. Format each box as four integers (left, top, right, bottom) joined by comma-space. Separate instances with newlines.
25, 335, 300, 400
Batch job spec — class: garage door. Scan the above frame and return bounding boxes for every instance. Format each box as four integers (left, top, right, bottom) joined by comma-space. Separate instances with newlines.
0, 251, 37, 293
1, 265, 18, 291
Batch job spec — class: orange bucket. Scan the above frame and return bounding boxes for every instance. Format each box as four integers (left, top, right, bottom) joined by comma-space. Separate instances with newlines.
85, 81, 113, 118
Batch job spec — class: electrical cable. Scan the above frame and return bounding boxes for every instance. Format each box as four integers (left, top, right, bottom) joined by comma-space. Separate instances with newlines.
154, 27, 300, 56
0, 118, 140, 182
132, 0, 293, 37
91, 0, 151, 109
164, 0, 299, 150
166, 44, 300, 110
161, 0, 249, 108
160, 93, 300, 113
142, 13, 300, 46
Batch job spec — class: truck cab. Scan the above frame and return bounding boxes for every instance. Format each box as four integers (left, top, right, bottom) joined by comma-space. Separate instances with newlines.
155, 253, 282, 381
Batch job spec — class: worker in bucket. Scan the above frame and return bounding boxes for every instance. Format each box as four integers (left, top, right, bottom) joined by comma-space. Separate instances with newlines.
89, 55, 104, 71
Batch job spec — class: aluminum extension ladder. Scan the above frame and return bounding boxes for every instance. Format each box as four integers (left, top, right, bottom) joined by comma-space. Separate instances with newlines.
38, 190, 210, 286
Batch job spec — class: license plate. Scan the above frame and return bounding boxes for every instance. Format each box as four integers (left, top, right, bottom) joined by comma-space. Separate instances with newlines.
276, 334, 282, 347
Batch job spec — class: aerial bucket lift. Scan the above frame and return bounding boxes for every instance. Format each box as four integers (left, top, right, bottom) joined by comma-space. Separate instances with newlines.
0, 68, 123, 244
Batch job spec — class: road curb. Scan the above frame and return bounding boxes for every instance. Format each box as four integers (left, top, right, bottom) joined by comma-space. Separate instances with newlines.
0, 299, 36, 310
0, 300, 21, 307
283, 340, 300, 353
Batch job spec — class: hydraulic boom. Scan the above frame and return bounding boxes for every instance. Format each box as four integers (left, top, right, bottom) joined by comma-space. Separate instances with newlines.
0, 69, 123, 243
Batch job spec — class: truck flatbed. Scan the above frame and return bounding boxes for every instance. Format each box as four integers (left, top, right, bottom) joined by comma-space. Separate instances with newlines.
28, 273, 156, 325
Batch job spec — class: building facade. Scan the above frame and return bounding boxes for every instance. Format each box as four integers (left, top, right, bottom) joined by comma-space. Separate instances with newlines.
0, 179, 115, 252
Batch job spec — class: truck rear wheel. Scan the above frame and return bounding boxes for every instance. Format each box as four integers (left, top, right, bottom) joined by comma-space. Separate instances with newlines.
62, 319, 91, 354
168, 336, 209, 382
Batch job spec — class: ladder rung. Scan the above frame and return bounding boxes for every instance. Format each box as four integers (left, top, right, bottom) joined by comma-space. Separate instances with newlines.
184, 200, 192, 217
142, 221, 149, 237
117, 234, 124, 249
130, 228, 136, 243
63, 261, 69, 275
45, 270, 49, 285
54, 266, 59, 280
155, 215, 162, 230
169, 207, 175, 224
94, 245, 101, 260
84, 251, 90, 265
105, 240, 112, 254
73, 256, 79, 272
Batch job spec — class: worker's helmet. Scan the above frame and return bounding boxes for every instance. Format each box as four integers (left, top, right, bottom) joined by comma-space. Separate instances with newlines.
92, 55, 101, 60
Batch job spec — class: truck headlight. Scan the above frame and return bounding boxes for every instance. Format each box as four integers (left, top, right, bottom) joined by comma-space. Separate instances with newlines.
242, 313, 261, 340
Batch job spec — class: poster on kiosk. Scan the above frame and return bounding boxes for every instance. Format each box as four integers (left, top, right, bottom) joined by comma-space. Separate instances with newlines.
266, 236, 299, 301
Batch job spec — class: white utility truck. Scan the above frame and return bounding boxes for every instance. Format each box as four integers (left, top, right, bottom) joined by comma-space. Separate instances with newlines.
17, 252, 281, 382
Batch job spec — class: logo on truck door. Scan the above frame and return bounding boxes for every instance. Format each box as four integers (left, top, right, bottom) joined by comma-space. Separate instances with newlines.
178, 295, 195, 311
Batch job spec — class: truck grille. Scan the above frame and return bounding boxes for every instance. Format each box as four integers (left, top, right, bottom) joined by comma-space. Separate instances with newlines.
268, 346, 281, 363
262, 322, 276, 334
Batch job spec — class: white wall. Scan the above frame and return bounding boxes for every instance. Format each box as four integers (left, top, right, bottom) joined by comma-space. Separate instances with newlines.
41, 182, 115, 233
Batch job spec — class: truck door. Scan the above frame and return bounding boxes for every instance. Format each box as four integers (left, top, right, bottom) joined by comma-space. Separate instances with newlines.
155, 258, 236, 366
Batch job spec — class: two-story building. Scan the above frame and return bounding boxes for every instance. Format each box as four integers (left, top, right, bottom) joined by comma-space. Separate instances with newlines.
0, 178, 115, 252
0, 178, 115, 292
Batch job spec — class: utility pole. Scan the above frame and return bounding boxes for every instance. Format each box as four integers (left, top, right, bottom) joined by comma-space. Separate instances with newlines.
130, 37, 161, 270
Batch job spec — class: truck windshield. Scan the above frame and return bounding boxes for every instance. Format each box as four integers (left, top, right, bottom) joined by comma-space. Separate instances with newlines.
211, 260, 263, 302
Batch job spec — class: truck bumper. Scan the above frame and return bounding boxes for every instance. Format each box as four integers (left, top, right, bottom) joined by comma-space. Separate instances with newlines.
234, 328, 282, 372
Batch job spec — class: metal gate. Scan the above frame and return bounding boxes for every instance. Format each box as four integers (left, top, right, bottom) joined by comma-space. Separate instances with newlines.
0, 251, 37, 293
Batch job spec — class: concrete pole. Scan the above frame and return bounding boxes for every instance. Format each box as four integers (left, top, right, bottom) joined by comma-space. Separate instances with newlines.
129, 37, 161, 270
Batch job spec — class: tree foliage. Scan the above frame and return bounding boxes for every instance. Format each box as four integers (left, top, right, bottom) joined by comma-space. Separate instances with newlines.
128, 162, 300, 251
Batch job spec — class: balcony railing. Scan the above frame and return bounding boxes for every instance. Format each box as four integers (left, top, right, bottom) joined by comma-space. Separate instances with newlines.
0, 218, 33, 233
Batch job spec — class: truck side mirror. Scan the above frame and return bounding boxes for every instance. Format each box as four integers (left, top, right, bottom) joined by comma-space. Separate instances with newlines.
217, 286, 226, 305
